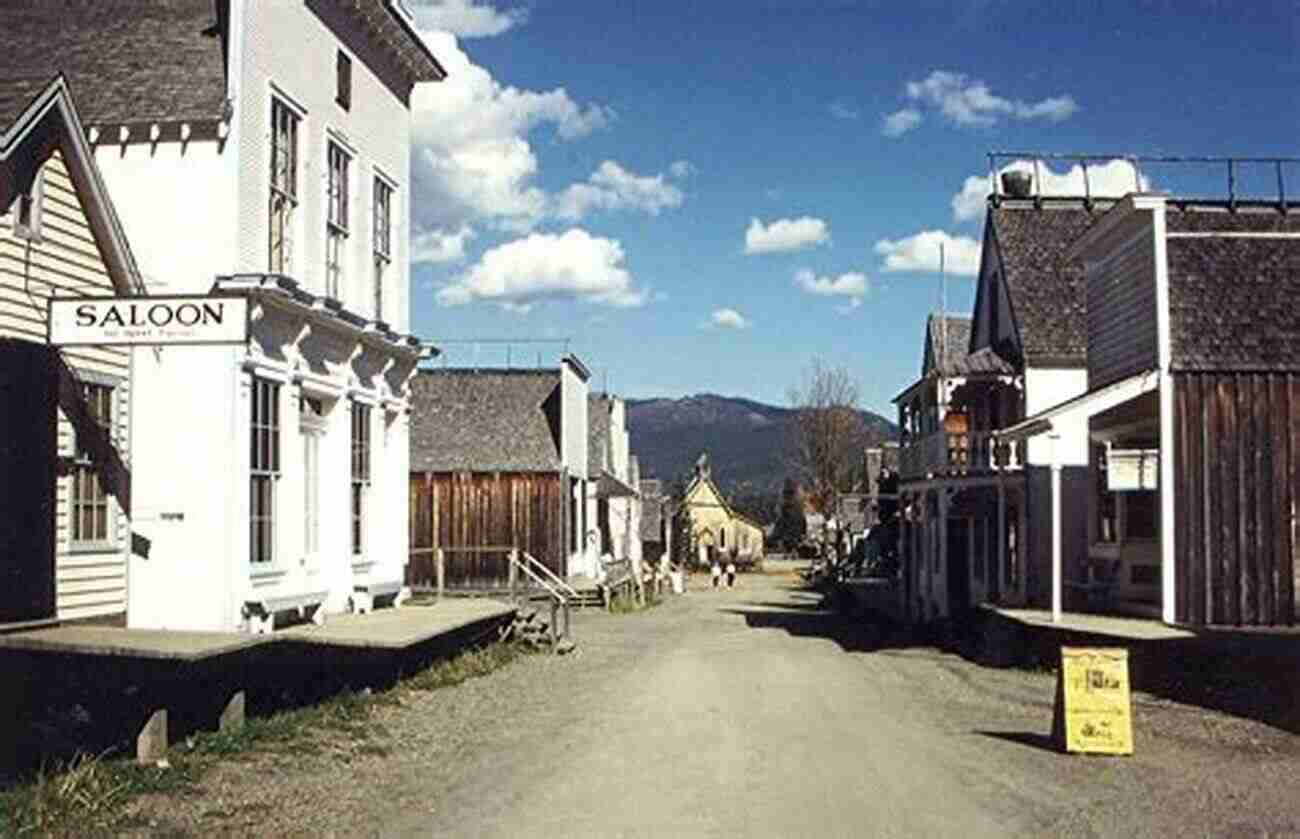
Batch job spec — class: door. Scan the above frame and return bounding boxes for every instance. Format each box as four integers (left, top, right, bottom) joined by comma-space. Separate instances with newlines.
0, 341, 57, 623
946, 517, 970, 616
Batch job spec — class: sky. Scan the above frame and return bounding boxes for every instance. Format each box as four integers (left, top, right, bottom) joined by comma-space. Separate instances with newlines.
405, 0, 1300, 417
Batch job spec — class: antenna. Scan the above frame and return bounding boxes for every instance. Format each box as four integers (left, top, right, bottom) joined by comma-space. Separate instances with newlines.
939, 241, 947, 367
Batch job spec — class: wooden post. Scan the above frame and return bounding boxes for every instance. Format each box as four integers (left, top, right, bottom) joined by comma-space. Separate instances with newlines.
997, 480, 1007, 602
509, 548, 519, 602
1050, 433, 1063, 624
219, 691, 245, 733
436, 548, 445, 600
137, 708, 167, 764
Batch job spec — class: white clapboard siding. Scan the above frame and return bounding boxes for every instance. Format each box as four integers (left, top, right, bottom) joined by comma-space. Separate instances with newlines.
1, 150, 131, 621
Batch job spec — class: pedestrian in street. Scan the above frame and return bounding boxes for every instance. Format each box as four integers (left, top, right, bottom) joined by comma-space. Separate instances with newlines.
711, 559, 722, 589
725, 561, 737, 588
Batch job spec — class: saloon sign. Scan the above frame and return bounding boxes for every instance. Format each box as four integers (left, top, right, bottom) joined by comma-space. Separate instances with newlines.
48, 296, 249, 346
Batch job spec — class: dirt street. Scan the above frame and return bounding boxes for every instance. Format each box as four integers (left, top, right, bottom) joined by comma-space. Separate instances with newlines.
128, 562, 1300, 837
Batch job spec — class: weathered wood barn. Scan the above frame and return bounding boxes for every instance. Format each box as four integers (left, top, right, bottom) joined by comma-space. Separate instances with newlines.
0, 75, 143, 626
1004, 194, 1300, 626
408, 358, 591, 589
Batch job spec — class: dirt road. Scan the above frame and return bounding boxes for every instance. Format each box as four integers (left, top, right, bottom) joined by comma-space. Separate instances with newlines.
127, 563, 1300, 837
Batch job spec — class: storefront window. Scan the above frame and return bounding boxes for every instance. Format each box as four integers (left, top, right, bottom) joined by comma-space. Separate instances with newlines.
250, 378, 280, 564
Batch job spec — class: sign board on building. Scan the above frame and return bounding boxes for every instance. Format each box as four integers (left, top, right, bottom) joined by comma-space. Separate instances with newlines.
1051, 646, 1134, 755
48, 296, 249, 346
1107, 449, 1158, 491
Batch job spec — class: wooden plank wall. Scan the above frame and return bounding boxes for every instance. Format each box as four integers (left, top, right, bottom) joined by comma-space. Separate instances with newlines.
1173, 372, 1298, 626
0, 151, 131, 622
408, 471, 564, 589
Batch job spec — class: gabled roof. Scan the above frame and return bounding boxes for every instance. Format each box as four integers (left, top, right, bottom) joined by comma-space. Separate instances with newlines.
923, 315, 1012, 377
682, 470, 762, 531
984, 202, 1104, 367
1165, 210, 1300, 371
0, 74, 143, 296
0, 1, 231, 128
587, 394, 612, 479
409, 369, 563, 473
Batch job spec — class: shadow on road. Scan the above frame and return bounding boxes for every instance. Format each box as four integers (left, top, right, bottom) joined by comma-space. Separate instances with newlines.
720, 588, 921, 655
974, 730, 1058, 754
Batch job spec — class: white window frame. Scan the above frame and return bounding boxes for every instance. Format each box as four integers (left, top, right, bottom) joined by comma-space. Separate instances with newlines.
325, 138, 352, 302
250, 376, 282, 566
372, 172, 395, 324
69, 377, 117, 552
11, 169, 44, 242
268, 95, 302, 275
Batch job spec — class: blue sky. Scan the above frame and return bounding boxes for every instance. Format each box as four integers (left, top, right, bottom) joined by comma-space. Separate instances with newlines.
406, 0, 1299, 416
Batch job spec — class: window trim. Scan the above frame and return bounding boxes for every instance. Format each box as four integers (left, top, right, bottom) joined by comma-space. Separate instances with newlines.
249, 376, 282, 566
268, 96, 301, 275
351, 401, 371, 556
69, 380, 117, 553
325, 139, 352, 302
372, 175, 394, 323
11, 169, 44, 243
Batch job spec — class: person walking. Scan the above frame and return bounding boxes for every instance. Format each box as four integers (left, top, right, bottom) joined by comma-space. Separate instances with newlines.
710, 559, 722, 590
725, 560, 737, 589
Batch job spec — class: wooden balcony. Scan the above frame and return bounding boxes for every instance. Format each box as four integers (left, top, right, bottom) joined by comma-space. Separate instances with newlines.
898, 430, 1024, 480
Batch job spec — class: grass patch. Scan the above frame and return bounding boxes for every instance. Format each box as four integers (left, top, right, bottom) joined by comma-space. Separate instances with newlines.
608, 591, 664, 615
0, 640, 532, 838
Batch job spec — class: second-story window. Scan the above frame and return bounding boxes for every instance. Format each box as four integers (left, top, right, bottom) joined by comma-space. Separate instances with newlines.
326, 141, 351, 301
373, 178, 392, 322
268, 99, 299, 274
336, 51, 352, 111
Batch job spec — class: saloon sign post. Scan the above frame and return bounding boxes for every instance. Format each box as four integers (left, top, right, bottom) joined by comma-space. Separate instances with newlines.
48, 296, 249, 346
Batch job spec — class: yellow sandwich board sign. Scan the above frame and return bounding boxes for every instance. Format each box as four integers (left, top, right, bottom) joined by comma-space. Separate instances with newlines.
1051, 647, 1134, 755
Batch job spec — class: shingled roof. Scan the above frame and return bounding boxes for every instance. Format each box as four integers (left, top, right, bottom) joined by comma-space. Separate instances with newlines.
587, 395, 612, 479
409, 369, 563, 473
1165, 210, 1300, 371
0, 1, 230, 128
989, 203, 1103, 367
923, 315, 1012, 377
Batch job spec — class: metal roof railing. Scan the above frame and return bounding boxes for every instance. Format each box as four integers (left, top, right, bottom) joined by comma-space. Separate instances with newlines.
987, 152, 1300, 211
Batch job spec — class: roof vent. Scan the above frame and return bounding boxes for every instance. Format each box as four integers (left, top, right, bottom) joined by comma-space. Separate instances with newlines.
1001, 171, 1033, 198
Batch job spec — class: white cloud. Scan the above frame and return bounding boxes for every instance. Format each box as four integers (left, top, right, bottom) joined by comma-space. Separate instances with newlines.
706, 308, 750, 329
951, 158, 1149, 222
411, 226, 476, 264
874, 231, 981, 276
829, 102, 860, 120
881, 107, 922, 137
794, 268, 868, 298
744, 216, 830, 255
902, 70, 1077, 128
553, 160, 685, 221
411, 31, 614, 234
436, 229, 648, 309
669, 160, 694, 179
409, 0, 527, 38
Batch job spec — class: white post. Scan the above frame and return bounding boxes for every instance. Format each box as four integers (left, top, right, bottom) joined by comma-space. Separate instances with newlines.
1049, 433, 1063, 624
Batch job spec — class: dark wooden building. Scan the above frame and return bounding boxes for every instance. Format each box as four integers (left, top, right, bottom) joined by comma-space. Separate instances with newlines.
408, 361, 590, 590
1007, 195, 1300, 626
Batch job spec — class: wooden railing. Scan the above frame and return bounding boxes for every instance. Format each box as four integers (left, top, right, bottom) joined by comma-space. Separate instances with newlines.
898, 431, 1025, 479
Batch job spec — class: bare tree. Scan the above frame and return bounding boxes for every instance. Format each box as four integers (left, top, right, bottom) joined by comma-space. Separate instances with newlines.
787, 358, 867, 517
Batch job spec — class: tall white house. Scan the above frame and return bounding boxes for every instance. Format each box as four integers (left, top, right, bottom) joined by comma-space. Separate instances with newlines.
4, 1, 446, 631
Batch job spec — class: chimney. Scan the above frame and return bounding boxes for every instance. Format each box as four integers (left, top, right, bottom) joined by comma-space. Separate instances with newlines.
1001, 170, 1033, 198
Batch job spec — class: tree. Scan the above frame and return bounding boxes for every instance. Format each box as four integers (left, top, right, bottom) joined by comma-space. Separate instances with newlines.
773, 477, 806, 550
787, 357, 868, 518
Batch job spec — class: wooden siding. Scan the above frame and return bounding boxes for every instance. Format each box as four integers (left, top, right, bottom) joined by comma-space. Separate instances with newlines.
1087, 227, 1158, 389
1173, 372, 1298, 626
408, 471, 565, 590
0, 151, 131, 621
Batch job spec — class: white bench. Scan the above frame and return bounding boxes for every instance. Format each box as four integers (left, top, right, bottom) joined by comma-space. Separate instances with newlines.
350, 580, 409, 614
242, 590, 329, 634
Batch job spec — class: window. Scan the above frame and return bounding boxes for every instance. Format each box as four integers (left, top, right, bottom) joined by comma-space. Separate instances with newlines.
373, 177, 393, 322
300, 397, 326, 557
10, 169, 44, 241
351, 402, 371, 555
336, 51, 352, 110
250, 378, 281, 564
326, 141, 351, 300
268, 99, 299, 274
71, 383, 113, 546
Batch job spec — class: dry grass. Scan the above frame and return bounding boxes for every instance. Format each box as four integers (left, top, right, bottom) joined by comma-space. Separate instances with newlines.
0, 640, 533, 838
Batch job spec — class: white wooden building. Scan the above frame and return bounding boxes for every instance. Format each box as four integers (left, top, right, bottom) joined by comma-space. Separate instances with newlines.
0, 75, 145, 625
4, 1, 446, 631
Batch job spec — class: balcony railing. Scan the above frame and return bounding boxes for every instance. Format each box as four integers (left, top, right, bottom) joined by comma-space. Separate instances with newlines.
898, 431, 1024, 480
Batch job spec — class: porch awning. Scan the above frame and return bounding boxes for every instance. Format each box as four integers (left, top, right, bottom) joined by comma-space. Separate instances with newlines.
594, 471, 639, 499
996, 370, 1158, 442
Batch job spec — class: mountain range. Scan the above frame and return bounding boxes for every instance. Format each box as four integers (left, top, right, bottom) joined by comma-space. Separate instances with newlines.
626, 394, 898, 515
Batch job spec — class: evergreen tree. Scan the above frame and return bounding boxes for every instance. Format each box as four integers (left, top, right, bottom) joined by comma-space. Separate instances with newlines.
773, 477, 807, 550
